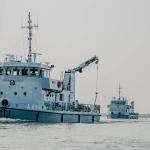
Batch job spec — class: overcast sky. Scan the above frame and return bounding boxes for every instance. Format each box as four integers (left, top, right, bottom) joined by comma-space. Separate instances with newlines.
0, 0, 150, 113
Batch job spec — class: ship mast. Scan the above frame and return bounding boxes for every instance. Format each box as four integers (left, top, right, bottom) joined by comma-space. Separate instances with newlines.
22, 12, 38, 62
119, 83, 121, 100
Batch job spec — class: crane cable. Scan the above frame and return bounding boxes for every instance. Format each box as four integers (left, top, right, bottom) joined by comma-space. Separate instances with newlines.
94, 63, 99, 106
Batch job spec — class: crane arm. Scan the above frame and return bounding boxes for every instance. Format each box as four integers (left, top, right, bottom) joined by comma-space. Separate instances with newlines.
67, 55, 99, 73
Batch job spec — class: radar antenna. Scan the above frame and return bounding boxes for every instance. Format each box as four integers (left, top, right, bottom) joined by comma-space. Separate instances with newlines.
22, 12, 38, 62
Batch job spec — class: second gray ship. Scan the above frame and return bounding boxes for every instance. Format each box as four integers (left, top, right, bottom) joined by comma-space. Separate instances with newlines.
107, 85, 139, 119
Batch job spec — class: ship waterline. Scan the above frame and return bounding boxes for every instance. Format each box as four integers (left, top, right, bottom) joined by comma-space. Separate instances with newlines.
0, 107, 100, 123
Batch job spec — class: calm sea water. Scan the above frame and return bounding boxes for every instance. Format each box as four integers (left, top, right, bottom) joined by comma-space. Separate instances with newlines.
0, 117, 150, 150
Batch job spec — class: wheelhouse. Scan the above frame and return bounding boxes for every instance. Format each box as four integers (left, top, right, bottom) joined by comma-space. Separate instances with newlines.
0, 62, 51, 78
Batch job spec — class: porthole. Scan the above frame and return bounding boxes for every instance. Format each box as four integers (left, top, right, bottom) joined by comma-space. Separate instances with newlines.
0, 92, 3, 95
14, 92, 17, 95
23, 92, 27, 96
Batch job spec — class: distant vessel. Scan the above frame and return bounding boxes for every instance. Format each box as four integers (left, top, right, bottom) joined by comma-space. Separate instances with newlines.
107, 84, 139, 119
0, 12, 100, 123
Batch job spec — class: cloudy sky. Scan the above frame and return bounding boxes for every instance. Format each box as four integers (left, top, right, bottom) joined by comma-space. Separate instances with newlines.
0, 0, 150, 113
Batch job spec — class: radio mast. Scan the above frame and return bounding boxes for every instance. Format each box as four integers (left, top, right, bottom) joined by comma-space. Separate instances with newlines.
22, 12, 38, 62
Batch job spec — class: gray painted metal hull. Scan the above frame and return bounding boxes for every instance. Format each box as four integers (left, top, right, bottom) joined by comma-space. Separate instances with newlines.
107, 113, 139, 119
0, 107, 100, 123
107, 114, 129, 119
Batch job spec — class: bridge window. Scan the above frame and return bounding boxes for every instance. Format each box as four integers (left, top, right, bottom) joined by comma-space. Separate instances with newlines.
1, 66, 49, 78
30, 68, 39, 76
39, 69, 50, 78
0, 68, 3, 75
22, 68, 28, 76
12, 68, 21, 76
39, 69, 44, 77
5, 68, 11, 75
44, 69, 49, 78
3, 67, 22, 76
46, 70, 50, 78
60, 94, 64, 101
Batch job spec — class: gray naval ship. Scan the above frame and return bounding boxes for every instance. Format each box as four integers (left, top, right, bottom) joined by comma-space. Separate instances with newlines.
107, 85, 139, 119
0, 12, 100, 123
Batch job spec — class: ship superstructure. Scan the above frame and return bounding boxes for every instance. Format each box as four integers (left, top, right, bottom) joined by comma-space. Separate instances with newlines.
0, 12, 100, 123
107, 85, 138, 119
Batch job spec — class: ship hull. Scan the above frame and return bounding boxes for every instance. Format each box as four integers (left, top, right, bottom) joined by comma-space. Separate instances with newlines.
0, 107, 100, 123
107, 113, 139, 119
107, 114, 129, 119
